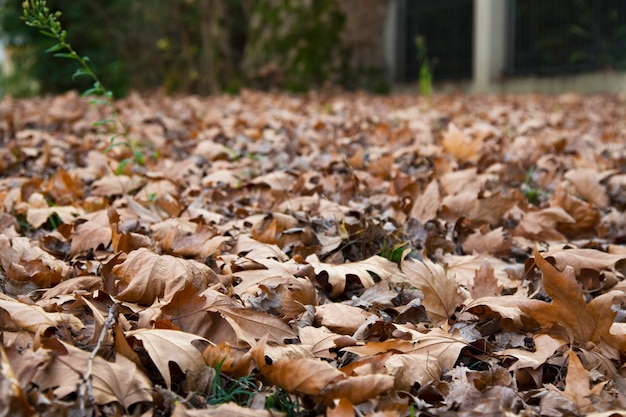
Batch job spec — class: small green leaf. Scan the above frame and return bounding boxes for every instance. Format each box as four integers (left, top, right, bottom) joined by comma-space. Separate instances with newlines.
103, 142, 127, 153
93, 119, 114, 126
133, 149, 145, 165
72, 68, 91, 79
45, 43, 64, 53
116, 159, 130, 175
82, 87, 99, 97
53, 52, 77, 59
38, 29, 56, 37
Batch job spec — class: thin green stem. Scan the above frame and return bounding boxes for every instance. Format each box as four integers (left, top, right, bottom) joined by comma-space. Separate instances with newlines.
22, 0, 143, 172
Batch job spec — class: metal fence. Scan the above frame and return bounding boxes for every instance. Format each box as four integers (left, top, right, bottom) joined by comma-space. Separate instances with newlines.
402, 0, 473, 82
401, 0, 626, 82
509, 0, 626, 76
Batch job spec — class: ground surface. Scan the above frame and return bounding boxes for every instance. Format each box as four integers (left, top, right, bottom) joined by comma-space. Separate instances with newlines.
1, 90, 626, 416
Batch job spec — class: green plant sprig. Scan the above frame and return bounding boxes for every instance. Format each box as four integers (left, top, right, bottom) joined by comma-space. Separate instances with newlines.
21, 0, 144, 173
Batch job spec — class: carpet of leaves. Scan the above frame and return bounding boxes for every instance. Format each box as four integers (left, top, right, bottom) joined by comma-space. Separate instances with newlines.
2, 90, 626, 416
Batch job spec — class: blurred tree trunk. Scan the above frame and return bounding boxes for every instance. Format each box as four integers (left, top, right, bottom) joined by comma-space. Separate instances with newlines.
197, 0, 240, 94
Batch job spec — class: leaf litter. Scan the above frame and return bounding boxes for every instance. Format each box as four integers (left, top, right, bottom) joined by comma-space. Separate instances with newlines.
2, 91, 626, 415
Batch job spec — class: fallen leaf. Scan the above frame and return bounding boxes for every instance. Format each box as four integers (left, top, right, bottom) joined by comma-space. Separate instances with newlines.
125, 328, 208, 390
399, 255, 464, 325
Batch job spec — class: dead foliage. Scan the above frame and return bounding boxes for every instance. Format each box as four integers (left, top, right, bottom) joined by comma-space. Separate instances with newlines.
1, 90, 626, 416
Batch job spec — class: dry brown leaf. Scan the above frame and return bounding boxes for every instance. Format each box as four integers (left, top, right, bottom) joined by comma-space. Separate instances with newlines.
112, 247, 215, 305
541, 248, 626, 276
552, 185, 600, 237
441, 123, 482, 163
172, 401, 275, 417
315, 303, 376, 335
385, 352, 442, 390
125, 328, 208, 390
0, 297, 84, 335
515, 206, 575, 241
519, 249, 626, 350
307, 254, 404, 298
462, 226, 512, 255
322, 373, 395, 404
0, 345, 34, 415
299, 326, 356, 359
33, 338, 152, 407
564, 168, 610, 207
410, 179, 440, 223
469, 260, 502, 298
218, 305, 296, 345
563, 349, 596, 414
462, 296, 527, 332
498, 334, 567, 371
252, 335, 344, 397
70, 209, 111, 256
344, 328, 466, 371
26, 205, 82, 229
399, 255, 464, 325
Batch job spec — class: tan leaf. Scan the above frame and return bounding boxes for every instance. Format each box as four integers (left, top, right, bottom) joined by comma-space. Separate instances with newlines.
385, 353, 442, 390
441, 123, 482, 162
498, 334, 567, 371
410, 179, 440, 223
322, 373, 395, 404
444, 253, 517, 289
469, 260, 502, 298
112, 248, 214, 305
541, 248, 626, 276
315, 303, 376, 335
219, 305, 296, 345
399, 255, 463, 325
172, 402, 275, 417
462, 226, 511, 255
26, 205, 82, 229
299, 326, 356, 359
252, 336, 344, 396
70, 209, 111, 256
564, 168, 609, 207
0, 297, 84, 335
33, 339, 152, 407
563, 350, 596, 414
90, 174, 143, 197
515, 206, 575, 241
307, 254, 404, 298
462, 296, 527, 332
519, 249, 626, 350
126, 328, 208, 390
551, 186, 600, 237
344, 328, 466, 371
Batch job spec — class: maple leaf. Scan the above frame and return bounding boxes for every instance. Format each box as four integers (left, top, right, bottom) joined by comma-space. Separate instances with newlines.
441, 123, 482, 163
519, 248, 626, 351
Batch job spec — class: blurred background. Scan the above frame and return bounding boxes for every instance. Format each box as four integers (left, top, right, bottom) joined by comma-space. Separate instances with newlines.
1, 0, 626, 97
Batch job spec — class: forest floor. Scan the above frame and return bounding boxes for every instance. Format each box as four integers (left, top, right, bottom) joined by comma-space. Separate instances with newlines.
1, 90, 626, 416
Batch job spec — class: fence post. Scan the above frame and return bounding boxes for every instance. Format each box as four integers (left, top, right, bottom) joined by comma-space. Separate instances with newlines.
472, 0, 508, 92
